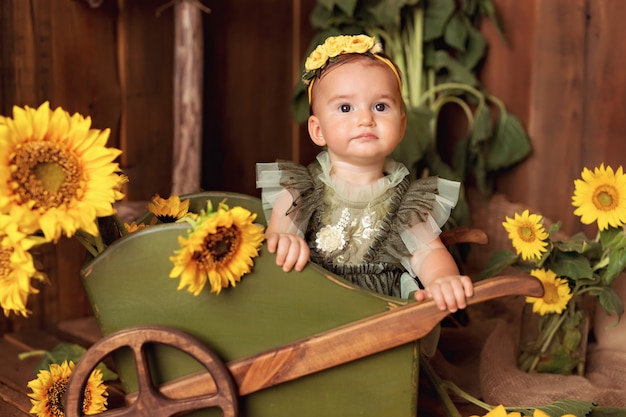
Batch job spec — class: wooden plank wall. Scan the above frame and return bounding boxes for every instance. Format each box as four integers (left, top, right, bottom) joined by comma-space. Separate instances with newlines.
481, 0, 626, 235
201, 0, 318, 195
4, 0, 626, 333
0, 0, 175, 333
0, 0, 316, 333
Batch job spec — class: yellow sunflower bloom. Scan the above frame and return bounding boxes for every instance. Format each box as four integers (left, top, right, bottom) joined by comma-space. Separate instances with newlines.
502, 210, 549, 261
533, 410, 578, 417
147, 194, 191, 223
170, 204, 265, 295
526, 268, 573, 315
470, 404, 521, 417
27, 360, 108, 417
124, 221, 147, 234
0, 215, 48, 316
0, 102, 125, 242
572, 164, 626, 230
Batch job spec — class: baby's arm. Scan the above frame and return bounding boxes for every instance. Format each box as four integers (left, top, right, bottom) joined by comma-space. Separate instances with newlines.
409, 237, 473, 312
265, 190, 310, 272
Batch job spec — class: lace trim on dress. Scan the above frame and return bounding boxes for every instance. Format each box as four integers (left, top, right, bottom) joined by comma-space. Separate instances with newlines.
316, 151, 409, 203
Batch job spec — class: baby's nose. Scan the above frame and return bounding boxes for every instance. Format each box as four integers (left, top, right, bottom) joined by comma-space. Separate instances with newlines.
357, 109, 375, 125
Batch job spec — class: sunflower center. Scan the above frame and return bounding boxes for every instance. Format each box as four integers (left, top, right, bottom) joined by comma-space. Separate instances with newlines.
156, 214, 179, 223
10, 141, 83, 210
47, 377, 69, 416
543, 283, 560, 305
593, 185, 618, 211
196, 225, 241, 267
518, 223, 537, 242
82, 386, 93, 413
0, 247, 12, 277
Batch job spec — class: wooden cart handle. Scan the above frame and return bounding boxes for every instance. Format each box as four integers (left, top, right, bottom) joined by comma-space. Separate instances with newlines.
148, 274, 542, 399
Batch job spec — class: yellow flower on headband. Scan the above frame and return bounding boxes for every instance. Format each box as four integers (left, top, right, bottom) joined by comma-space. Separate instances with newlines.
303, 35, 381, 78
347, 34, 378, 53
322, 35, 349, 57
305, 45, 329, 72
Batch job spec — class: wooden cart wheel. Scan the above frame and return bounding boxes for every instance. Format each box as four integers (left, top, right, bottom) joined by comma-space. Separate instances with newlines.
65, 325, 238, 417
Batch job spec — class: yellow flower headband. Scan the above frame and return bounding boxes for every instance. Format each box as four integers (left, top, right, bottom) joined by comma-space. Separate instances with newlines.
302, 34, 402, 104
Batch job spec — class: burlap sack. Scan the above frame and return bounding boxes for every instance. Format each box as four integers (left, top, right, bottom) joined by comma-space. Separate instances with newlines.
479, 299, 626, 408
421, 296, 626, 415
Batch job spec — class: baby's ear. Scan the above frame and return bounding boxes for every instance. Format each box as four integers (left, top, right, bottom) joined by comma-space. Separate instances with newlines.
308, 115, 326, 147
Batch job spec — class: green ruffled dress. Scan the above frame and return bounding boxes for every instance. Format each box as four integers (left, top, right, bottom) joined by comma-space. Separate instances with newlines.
256, 152, 459, 298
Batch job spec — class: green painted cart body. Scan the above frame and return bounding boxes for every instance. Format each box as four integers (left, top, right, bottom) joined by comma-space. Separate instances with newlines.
81, 192, 420, 416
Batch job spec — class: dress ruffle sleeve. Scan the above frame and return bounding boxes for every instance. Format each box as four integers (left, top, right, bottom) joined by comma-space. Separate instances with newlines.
394, 177, 460, 276
256, 160, 321, 237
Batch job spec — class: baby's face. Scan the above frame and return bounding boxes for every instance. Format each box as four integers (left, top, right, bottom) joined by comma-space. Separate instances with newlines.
308, 57, 406, 166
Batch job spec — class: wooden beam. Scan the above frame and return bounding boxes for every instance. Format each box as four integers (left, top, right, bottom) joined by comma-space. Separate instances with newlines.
172, 0, 204, 195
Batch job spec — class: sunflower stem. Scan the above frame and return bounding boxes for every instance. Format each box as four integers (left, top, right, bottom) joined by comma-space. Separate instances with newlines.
525, 312, 568, 373
111, 214, 128, 238
74, 231, 100, 258
18, 350, 48, 360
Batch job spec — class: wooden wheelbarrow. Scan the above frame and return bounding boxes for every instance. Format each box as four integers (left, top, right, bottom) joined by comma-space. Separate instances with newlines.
64, 192, 543, 417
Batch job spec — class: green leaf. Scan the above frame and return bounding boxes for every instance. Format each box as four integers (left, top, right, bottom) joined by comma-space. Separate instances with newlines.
365, 0, 410, 28
601, 247, 626, 285
554, 232, 600, 256
486, 110, 531, 171
317, 0, 359, 17
589, 407, 626, 417
537, 345, 578, 374
463, 0, 478, 15
562, 326, 582, 352
443, 12, 468, 52
551, 253, 593, 280
432, 50, 479, 85
602, 227, 626, 253
33, 343, 118, 381
597, 285, 625, 319
310, 4, 335, 29
477, 0, 508, 45
392, 105, 434, 174
547, 221, 562, 235
461, 23, 487, 69
476, 250, 518, 280
469, 103, 492, 145
531, 400, 596, 417
423, 0, 456, 42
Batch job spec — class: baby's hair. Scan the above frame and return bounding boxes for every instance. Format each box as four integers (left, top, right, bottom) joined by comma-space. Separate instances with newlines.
307, 52, 404, 114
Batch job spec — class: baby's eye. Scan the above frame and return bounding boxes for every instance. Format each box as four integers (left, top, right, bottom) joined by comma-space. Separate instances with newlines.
339, 104, 352, 113
374, 103, 388, 112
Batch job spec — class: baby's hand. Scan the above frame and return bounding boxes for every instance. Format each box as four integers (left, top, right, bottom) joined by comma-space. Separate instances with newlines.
265, 232, 310, 272
413, 275, 473, 312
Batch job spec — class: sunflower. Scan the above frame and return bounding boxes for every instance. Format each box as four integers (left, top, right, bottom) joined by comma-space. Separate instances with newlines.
0, 214, 48, 316
526, 269, 572, 315
27, 360, 108, 417
502, 210, 549, 261
124, 221, 147, 234
0, 102, 125, 243
170, 203, 265, 295
147, 194, 191, 223
533, 410, 577, 417
470, 405, 521, 417
572, 164, 626, 230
